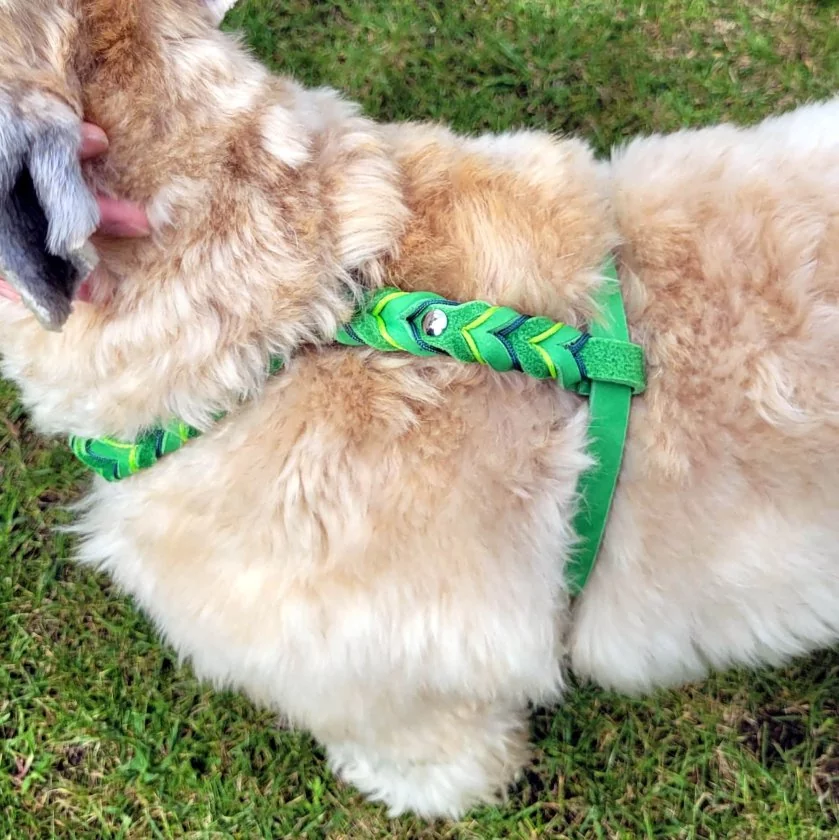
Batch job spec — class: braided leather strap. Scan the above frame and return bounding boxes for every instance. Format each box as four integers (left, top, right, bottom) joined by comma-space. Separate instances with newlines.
336, 289, 645, 397
70, 422, 200, 482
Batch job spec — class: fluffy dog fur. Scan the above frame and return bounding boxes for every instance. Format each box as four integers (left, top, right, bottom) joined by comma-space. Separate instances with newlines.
1, 0, 839, 818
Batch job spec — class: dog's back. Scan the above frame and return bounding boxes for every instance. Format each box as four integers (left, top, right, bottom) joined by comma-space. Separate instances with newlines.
572, 100, 839, 691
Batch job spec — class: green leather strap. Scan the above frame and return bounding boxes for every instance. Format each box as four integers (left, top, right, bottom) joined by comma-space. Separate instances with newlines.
334, 283, 645, 396
563, 258, 634, 595
70, 422, 200, 483
69, 256, 645, 595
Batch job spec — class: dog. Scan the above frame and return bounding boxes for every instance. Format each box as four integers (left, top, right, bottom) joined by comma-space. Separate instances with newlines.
1, 0, 838, 819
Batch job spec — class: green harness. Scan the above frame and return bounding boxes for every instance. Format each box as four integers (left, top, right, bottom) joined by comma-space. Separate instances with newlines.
70, 256, 645, 595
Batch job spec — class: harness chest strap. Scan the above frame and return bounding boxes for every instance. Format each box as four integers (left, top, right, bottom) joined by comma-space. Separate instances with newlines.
70, 256, 646, 596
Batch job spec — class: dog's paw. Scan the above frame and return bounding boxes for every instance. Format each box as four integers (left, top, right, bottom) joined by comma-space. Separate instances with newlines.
326, 721, 532, 820
0, 84, 99, 330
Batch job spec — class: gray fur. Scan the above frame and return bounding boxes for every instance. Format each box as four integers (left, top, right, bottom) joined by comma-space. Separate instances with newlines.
0, 94, 99, 330
0, 117, 28, 195
29, 123, 99, 257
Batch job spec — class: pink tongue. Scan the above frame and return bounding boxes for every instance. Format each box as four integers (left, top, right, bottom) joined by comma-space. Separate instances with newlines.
76, 276, 93, 303
0, 278, 19, 301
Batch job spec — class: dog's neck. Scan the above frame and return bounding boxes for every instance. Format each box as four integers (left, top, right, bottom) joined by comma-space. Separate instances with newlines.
73, 2, 617, 331
0, 0, 620, 443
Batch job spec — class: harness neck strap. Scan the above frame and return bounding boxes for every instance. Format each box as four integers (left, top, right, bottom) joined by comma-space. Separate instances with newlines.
69, 256, 644, 596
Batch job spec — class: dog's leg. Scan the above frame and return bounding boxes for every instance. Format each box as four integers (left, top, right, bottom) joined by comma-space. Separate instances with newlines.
322, 698, 531, 819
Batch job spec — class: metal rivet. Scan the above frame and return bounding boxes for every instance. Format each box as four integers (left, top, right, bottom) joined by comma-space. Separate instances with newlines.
421, 308, 448, 337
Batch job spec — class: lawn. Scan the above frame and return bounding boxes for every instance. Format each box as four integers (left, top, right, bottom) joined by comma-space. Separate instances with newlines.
2, 0, 839, 837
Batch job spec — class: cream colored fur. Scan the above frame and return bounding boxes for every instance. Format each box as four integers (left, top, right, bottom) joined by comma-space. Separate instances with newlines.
1, 0, 838, 819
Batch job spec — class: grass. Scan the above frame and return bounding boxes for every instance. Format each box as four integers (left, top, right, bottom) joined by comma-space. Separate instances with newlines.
2, 0, 839, 836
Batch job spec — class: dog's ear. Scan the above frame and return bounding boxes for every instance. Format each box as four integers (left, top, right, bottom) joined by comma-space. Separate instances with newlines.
202, 0, 239, 25
0, 96, 99, 331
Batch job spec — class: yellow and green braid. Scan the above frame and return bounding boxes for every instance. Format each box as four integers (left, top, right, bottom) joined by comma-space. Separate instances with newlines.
336, 288, 645, 397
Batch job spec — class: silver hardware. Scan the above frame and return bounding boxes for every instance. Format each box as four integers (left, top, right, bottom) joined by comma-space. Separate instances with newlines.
421, 308, 448, 337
